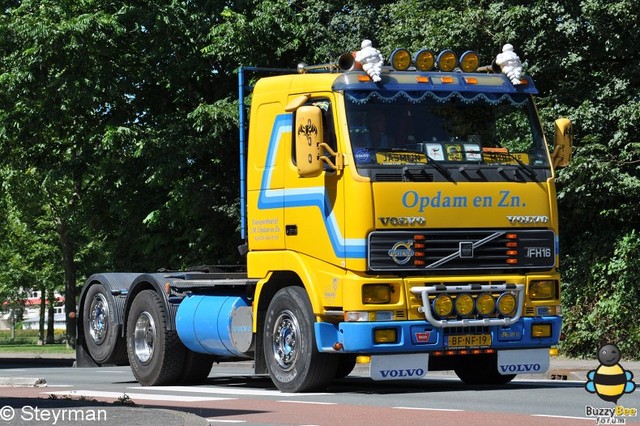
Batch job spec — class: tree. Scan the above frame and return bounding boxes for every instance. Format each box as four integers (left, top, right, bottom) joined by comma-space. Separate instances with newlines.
1, 0, 638, 357
380, 0, 640, 358
0, 0, 243, 345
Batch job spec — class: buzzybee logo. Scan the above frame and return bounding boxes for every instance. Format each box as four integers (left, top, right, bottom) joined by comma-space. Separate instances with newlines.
584, 344, 638, 424
585, 344, 636, 404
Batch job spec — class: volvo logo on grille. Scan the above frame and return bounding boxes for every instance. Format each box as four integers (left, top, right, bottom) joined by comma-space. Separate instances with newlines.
388, 241, 414, 265
378, 217, 426, 226
459, 241, 474, 258
507, 215, 549, 224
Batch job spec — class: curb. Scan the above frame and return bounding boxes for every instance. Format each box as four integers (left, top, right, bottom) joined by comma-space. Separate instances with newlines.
0, 377, 47, 387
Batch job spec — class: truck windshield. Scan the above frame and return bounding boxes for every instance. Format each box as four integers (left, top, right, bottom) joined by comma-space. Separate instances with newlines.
344, 91, 548, 172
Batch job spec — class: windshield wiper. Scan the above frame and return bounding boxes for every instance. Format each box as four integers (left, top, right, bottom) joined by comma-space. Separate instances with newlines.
386, 147, 454, 181
507, 153, 537, 180
425, 155, 453, 181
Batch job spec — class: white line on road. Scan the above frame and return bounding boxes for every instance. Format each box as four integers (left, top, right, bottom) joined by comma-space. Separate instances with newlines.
394, 406, 465, 412
531, 414, 593, 421
207, 420, 246, 424
277, 400, 337, 405
46, 389, 234, 402
129, 385, 330, 398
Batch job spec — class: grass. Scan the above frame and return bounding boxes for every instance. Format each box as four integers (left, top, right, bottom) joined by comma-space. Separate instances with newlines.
0, 343, 74, 354
0, 329, 73, 354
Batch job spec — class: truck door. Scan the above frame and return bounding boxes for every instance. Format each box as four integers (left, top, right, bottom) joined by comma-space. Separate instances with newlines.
284, 97, 347, 268
247, 101, 286, 251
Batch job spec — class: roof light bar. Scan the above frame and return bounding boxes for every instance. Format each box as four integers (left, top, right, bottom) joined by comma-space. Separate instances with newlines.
414, 49, 435, 71
460, 50, 480, 72
390, 48, 412, 71
436, 50, 458, 72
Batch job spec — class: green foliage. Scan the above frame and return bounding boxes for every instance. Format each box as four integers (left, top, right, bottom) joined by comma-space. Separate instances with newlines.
0, 0, 639, 357
0, 329, 66, 345
561, 231, 640, 357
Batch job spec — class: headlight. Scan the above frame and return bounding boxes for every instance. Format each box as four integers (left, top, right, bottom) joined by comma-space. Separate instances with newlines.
497, 293, 517, 316
433, 294, 453, 317
390, 48, 412, 71
459, 51, 479, 72
362, 284, 392, 304
436, 50, 457, 72
529, 280, 557, 300
476, 293, 495, 316
414, 49, 435, 71
532, 323, 552, 338
455, 293, 474, 316
374, 328, 398, 344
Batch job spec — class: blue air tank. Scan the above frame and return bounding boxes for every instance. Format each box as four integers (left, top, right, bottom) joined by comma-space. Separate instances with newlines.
176, 294, 253, 358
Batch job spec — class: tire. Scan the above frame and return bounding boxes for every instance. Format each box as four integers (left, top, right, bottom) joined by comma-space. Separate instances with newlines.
82, 284, 127, 365
126, 290, 185, 386
180, 351, 215, 384
263, 286, 338, 392
335, 354, 358, 379
454, 354, 516, 385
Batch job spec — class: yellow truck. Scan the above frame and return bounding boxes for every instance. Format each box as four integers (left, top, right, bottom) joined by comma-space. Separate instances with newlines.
76, 44, 572, 392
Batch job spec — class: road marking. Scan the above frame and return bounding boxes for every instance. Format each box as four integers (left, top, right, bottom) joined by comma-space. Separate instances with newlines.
277, 400, 337, 405
531, 414, 593, 421
129, 386, 329, 398
394, 406, 465, 412
207, 420, 246, 424
46, 390, 233, 402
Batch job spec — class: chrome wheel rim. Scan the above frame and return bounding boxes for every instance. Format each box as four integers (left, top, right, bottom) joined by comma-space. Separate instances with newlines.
271, 310, 300, 371
133, 312, 156, 364
88, 293, 108, 344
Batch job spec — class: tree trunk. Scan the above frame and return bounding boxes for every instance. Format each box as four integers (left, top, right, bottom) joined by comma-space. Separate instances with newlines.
56, 217, 77, 349
39, 287, 45, 345
10, 310, 15, 340
46, 288, 55, 344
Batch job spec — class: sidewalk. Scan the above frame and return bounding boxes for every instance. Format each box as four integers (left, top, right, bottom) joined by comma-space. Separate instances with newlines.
546, 357, 640, 382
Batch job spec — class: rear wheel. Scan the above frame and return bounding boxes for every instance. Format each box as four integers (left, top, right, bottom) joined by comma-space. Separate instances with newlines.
180, 351, 215, 384
454, 354, 516, 385
82, 284, 127, 365
264, 286, 338, 392
126, 290, 185, 386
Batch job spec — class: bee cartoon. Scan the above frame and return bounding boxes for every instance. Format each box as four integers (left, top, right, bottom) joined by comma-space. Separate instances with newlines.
585, 344, 636, 403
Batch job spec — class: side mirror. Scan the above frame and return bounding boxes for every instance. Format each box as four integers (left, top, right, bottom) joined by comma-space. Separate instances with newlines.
552, 118, 573, 168
295, 106, 324, 177
294, 105, 344, 178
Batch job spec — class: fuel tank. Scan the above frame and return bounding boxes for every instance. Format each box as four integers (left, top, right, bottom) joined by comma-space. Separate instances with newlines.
176, 294, 253, 358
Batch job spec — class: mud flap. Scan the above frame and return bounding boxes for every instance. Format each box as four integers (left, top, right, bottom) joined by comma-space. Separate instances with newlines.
497, 348, 549, 375
370, 353, 429, 381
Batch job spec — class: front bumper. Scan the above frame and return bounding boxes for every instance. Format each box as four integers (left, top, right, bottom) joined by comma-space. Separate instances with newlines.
315, 316, 561, 353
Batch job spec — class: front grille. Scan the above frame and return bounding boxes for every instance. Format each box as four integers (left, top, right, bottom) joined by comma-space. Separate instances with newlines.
444, 326, 491, 335
368, 229, 555, 272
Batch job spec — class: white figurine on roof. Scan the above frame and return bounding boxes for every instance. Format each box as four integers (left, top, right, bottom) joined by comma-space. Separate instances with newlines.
355, 39, 384, 82
495, 44, 523, 85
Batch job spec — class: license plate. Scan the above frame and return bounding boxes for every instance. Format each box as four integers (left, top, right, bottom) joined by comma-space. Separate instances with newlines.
447, 334, 492, 348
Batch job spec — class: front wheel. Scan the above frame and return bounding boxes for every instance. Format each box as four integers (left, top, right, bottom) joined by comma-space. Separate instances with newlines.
263, 286, 338, 392
126, 290, 185, 386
